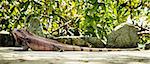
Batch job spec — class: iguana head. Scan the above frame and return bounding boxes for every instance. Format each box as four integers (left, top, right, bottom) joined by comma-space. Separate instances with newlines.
12, 28, 33, 44
12, 29, 26, 45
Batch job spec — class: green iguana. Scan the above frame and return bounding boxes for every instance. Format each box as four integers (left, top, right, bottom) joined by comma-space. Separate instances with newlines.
12, 28, 139, 51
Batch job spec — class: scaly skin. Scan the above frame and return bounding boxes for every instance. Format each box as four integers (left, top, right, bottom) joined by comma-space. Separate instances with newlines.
12, 28, 139, 51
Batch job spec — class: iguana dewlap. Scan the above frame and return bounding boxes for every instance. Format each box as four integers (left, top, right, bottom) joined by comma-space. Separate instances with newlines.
12, 28, 139, 51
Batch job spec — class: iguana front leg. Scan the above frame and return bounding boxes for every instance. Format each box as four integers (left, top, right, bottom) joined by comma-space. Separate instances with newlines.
14, 38, 29, 51
21, 40, 29, 51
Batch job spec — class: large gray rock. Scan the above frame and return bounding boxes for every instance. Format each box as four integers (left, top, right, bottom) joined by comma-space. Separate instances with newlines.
106, 24, 139, 48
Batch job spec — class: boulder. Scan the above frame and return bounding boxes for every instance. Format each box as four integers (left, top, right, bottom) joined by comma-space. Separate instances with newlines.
106, 24, 139, 48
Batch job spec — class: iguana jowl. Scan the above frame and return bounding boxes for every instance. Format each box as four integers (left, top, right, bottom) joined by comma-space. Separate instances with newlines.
12, 28, 139, 51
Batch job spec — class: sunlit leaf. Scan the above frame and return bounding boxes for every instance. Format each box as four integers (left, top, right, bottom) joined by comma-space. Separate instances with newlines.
52, 22, 59, 30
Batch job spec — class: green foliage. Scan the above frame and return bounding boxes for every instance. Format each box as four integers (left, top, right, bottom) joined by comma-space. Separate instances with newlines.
0, 0, 149, 41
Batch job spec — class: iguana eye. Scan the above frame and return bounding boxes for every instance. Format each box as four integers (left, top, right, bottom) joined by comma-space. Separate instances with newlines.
17, 30, 21, 32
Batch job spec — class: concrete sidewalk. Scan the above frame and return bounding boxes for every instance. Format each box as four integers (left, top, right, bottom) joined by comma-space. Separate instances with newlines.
0, 47, 150, 64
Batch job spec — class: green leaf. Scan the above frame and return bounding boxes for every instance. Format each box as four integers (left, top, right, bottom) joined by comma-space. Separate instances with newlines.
21, 1, 30, 12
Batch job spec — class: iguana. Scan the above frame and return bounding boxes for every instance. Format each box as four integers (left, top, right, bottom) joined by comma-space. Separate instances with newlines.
12, 28, 139, 52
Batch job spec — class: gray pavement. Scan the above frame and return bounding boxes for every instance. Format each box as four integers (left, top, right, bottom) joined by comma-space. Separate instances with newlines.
0, 47, 150, 64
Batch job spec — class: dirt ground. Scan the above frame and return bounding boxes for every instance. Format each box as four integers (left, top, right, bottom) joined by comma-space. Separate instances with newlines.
0, 47, 150, 64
